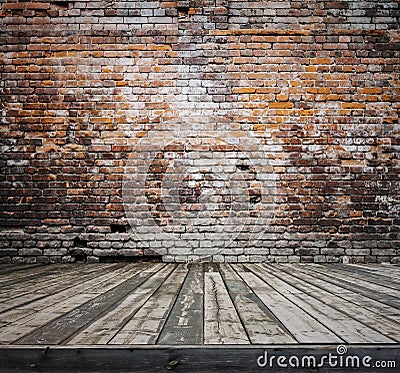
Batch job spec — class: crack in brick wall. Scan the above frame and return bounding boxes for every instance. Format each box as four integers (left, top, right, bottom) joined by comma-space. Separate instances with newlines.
0, 0, 399, 263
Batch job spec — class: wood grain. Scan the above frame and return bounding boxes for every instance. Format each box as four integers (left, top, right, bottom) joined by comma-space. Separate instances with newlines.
249, 264, 394, 343
109, 264, 188, 344
67, 264, 174, 345
0, 263, 397, 347
263, 264, 400, 342
237, 264, 343, 344
203, 264, 249, 345
219, 263, 296, 344
157, 263, 204, 345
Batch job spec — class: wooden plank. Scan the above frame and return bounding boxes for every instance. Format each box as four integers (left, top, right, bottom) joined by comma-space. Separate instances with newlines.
352, 264, 400, 277
0, 264, 41, 276
109, 264, 188, 345
203, 263, 249, 345
15, 263, 162, 345
219, 264, 296, 344
335, 264, 400, 289
67, 264, 175, 345
0, 265, 75, 294
247, 264, 394, 343
309, 265, 400, 300
0, 264, 123, 320
0, 346, 399, 373
0, 264, 115, 296
0, 263, 94, 286
235, 264, 343, 344
0, 264, 149, 344
0, 265, 56, 286
290, 264, 400, 309
157, 263, 204, 345
0, 264, 122, 313
263, 264, 400, 342
0, 272, 59, 296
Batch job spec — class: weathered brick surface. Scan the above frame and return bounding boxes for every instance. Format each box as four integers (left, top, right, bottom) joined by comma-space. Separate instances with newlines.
0, 0, 399, 263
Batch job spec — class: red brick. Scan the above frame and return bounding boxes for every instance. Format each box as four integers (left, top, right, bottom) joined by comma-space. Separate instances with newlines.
0, 0, 398, 264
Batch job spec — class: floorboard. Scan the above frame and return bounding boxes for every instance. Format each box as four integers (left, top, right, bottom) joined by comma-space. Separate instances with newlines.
67, 264, 173, 345
109, 264, 187, 344
157, 263, 204, 345
1, 345, 398, 373
220, 264, 296, 344
262, 264, 400, 342
328, 264, 400, 288
0, 264, 141, 344
203, 263, 249, 345
0, 264, 123, 313
16, 263, 157, 345
307, 265, 400, 300
249, 264, 393, 343
238, 264, 343, 344
0, 262, 398, 348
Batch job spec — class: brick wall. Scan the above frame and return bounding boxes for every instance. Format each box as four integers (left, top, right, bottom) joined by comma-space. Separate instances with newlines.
0, 0, 399, 264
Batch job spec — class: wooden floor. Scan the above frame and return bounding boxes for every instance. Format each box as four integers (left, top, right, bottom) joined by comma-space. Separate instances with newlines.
0, 262, 399, 347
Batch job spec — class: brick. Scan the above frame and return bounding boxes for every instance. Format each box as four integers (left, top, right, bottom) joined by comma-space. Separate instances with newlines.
269, 102, 294, 109
232, 87, 257, 94
19, 249, 42, 256
0, 0, 398, 264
